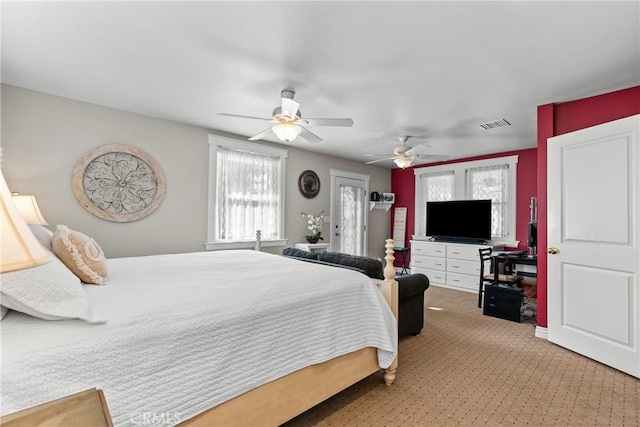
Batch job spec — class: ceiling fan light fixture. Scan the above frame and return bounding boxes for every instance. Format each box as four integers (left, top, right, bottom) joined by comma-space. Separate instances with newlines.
272, 123, 302, 142
394, 155, 415, 169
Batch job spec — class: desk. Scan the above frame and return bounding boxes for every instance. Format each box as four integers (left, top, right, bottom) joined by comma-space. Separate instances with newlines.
488, 253, 538, 322
394, 247, 409, 275
492, 253, 538, 301
491, 253, 537, 283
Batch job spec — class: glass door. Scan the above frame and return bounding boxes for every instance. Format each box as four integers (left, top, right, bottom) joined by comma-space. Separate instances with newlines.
331, 173, 368, 256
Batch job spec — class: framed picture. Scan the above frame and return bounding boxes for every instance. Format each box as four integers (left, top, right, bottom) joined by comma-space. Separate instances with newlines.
382, 193, 395, 203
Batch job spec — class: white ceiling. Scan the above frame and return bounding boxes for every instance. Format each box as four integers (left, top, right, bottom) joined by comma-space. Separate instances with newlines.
2, 1, 639, 168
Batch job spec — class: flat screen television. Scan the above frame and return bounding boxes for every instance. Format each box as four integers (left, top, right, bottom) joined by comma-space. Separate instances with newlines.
426, 199, 492, 243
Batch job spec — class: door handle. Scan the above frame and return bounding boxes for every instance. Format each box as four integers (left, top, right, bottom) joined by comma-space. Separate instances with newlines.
547, 247, 559, 254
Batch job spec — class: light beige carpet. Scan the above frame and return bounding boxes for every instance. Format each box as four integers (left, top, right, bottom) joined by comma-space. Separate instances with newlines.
284, 286, 640, 426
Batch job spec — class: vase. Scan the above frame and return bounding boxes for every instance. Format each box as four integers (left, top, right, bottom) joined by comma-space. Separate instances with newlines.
305, 232, 322, 244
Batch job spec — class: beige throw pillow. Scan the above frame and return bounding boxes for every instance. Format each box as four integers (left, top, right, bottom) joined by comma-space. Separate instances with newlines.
52, 225, 108, 285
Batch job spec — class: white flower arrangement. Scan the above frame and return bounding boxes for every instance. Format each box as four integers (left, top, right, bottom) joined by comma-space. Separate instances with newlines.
301, 211, 324, 234
301, 211, 325, 243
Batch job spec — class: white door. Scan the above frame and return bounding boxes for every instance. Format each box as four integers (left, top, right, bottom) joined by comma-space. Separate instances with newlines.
547, 114, 640, 378
330, 173, 368, 256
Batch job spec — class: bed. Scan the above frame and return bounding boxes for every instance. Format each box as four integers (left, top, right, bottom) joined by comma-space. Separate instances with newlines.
0, 238, 399, 426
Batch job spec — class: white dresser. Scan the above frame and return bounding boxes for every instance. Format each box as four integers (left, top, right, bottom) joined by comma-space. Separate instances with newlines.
410, 240, 502, 293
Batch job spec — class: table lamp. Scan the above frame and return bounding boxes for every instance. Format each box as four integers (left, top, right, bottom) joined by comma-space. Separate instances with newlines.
0, 164, 51, 272
12, 193, 49, 225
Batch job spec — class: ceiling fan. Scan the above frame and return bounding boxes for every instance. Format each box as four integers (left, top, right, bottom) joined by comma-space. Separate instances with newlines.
218, 89, 354, 143
365, 136, 449, 168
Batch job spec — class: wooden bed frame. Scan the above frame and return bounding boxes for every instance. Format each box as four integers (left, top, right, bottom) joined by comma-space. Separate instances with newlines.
181, 239, 400, 426
0, 240, 399, 427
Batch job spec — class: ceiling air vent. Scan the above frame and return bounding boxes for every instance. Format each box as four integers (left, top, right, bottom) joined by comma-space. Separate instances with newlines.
480, 119, 511, 130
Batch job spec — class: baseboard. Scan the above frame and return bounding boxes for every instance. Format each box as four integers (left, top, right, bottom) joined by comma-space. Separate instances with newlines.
535, 326, 548, 339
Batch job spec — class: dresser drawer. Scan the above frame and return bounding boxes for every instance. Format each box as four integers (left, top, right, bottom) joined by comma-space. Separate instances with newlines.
447, 258, 481, 276
447, 244, 485, 261
413, 255, 446, 271
446, 272, 479, 291
412, 242, 446, 258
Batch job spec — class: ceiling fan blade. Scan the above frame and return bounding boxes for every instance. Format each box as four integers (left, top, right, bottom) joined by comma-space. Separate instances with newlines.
298, 126, 323, 143
281, 98, 300, 120
365, 157, 394, 165
404, 144, 432, 156
415, 154, 450, 161
302, 118, 354, 127
366, 153, 395, 157
248, 127, 274, 141
218, 113, 274, 122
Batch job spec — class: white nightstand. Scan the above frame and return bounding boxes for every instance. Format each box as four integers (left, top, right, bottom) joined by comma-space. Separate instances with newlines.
294, 243, 330, 253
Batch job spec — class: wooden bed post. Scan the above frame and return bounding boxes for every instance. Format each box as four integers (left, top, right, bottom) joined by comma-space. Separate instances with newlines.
382, 238, 399, 386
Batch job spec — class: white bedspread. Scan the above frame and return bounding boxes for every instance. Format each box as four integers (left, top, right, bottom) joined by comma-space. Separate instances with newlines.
0, 250, 397, 426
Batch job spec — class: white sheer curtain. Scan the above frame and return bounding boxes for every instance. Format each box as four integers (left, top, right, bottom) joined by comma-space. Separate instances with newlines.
422, 170, 454, 202
216, 146, 281, 241
339, 184, 364, 255
466, 164, 509, 238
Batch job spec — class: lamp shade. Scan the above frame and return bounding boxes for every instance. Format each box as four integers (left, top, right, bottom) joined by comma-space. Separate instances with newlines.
1, 172, 51, 273
394, 155, 415, 169
272, 123, 302, 142
12, 194, 48, 225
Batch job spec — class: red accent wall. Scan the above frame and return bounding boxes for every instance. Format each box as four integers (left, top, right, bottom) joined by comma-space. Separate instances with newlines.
390, 148, 537, 264
536, 104, 554, 330
536, 85, 640, 328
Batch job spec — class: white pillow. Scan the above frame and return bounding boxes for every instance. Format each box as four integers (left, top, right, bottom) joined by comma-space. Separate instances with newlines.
28, 224, 54, 251
0, 251, 105, 323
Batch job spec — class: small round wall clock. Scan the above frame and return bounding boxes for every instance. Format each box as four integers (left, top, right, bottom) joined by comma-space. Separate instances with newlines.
298, 170, 320, 198
72, 144, 166, 222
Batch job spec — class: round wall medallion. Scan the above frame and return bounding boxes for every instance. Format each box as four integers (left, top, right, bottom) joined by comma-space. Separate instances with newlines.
298, 170, 320, 198
72, 144, 166, 222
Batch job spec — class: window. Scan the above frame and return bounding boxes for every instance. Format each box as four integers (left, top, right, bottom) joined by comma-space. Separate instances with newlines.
414, 155, 518, 246
205, 135, 288, 250
338, 184, 365, 255
420, 170, 454, 203
466, 164, 510, 238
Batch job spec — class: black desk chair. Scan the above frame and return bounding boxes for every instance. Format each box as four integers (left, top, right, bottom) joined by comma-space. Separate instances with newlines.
478, 248, 522, 308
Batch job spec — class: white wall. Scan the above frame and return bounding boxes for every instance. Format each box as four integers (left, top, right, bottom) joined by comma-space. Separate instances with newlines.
1, 85, 392, 259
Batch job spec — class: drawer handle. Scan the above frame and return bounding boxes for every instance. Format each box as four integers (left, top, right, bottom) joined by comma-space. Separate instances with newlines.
451, 265, 459, 269
435, 263, 442, 267
451, 251, 460, 255
451, 279, 459, 283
